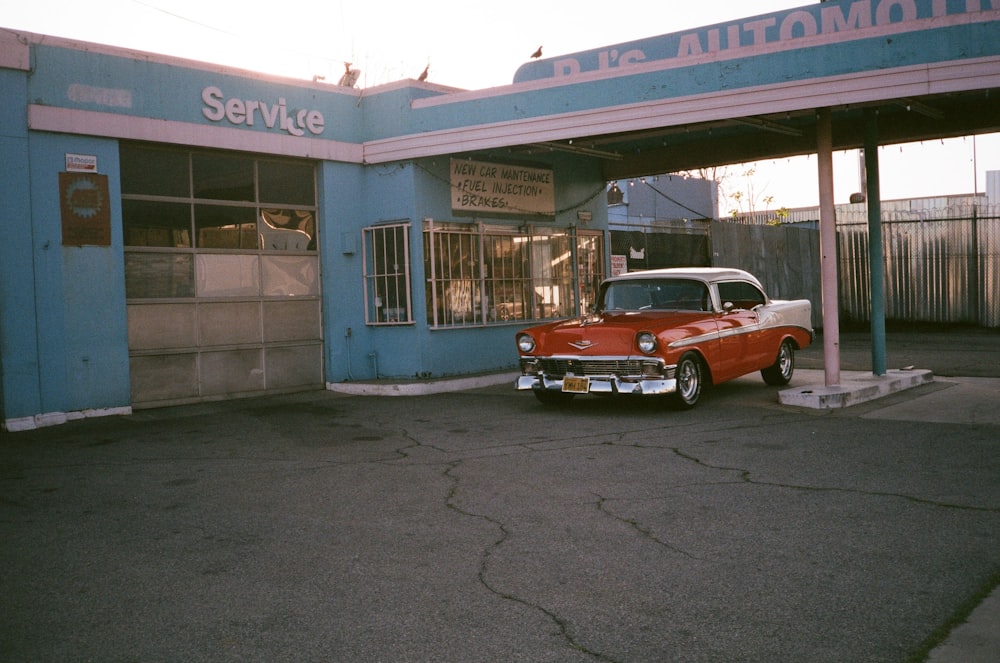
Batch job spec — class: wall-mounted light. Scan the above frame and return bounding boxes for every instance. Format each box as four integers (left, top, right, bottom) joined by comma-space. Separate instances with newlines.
607, 182, 624, 204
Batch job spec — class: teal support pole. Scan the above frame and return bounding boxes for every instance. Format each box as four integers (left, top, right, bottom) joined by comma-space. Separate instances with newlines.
864, 110, 887, 376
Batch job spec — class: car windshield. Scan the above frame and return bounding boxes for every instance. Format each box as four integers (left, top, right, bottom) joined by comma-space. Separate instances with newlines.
599, 278, 709, 312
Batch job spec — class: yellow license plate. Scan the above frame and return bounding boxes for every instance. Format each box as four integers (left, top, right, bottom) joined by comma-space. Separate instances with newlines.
562, 376, 590, 393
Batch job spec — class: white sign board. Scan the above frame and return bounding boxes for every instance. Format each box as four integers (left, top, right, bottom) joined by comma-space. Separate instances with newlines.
65, 153, 98, 173
450, 159, 555, 217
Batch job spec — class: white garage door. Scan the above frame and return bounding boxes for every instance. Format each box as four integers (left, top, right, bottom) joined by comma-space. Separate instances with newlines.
120, 144, 323, 408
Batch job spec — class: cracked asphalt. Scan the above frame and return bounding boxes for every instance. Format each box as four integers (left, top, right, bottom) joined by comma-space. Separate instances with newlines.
2, 343, 999, 661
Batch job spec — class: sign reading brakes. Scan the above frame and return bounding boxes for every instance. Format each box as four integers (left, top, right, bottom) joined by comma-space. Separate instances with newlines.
201, 86, 325, 136
513, 0, 999, 82
450, 159, 555, 217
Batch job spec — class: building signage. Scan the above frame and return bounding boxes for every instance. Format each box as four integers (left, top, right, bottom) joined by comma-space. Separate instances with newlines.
514, 0, 999, 81
65, 153, 97, 173
60, 172, 111, 246
450, 159, 555, 217
201, 86, 325, 136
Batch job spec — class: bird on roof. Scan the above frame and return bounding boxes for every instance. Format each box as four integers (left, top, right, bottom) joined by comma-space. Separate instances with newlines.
418, 64, 429, 82
531, 46, 543, 59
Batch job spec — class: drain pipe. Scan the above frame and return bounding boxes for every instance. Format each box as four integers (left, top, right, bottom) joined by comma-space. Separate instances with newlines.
345, 327, 354, 380
368, 351, 379, 379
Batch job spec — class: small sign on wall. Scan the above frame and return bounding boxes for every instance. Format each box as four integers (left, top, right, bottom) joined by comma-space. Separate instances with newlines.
60, 172, 111, 246
65, 153, 98, 172
450, 158, 555, 217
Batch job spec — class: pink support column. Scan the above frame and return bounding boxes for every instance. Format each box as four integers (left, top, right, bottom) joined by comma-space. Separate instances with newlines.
816, 109, 841, 387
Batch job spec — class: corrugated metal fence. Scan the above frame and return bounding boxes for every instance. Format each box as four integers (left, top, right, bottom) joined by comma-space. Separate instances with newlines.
838, 205, 1000, 328
709, 221, 824, 329
719, 203, 1000, 328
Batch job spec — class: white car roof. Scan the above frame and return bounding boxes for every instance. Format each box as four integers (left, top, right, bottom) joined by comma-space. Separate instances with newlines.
606, 267, 763, 288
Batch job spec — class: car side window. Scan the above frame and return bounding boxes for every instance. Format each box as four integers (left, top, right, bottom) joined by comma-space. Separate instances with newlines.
718, 281, 766, 310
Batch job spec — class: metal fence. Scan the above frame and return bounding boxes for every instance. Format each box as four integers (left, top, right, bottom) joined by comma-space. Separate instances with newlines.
611, 204, 1000, 329
724, 203, 1000, 328
709, 221, 824, 329
837, 205, 1000, 328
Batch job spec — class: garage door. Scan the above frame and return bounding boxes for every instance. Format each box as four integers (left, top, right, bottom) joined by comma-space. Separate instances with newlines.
120, 144, 323, 408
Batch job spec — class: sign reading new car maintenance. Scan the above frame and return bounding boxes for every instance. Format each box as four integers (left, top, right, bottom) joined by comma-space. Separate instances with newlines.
450, 159, 555, 217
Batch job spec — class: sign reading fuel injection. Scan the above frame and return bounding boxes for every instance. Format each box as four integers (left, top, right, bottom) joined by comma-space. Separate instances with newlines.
450, 159, 555, 217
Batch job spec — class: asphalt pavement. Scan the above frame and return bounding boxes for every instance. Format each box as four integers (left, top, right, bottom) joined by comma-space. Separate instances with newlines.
1, 326, 997, 662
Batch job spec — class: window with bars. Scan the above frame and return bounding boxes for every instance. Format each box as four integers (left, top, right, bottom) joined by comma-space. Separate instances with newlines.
363, 223, 413, 325
423, 220, 605, 328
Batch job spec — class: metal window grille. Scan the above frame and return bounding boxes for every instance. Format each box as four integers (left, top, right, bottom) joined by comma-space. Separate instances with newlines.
363, 223, 413, 325
424, 221, 605, 328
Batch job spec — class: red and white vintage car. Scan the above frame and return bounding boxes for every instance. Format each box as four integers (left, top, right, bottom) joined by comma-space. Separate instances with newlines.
515, 267, 814, 408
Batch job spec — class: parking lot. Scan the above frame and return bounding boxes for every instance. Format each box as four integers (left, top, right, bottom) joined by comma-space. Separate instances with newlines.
1, 328, 998, 662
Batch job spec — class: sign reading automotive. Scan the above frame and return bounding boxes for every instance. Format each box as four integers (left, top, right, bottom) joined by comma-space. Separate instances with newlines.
513, 0, 999, 82
450, 159, 555, 217
201, 86, 325, 136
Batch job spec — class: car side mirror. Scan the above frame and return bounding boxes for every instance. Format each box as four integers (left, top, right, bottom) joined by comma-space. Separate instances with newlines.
723, 301, 735, 313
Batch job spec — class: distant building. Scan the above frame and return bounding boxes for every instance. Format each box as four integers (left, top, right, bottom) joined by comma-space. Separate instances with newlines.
607, 176, 716, 272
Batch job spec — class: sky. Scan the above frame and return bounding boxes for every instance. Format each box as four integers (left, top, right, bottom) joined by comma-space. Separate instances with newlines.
3, 0, 998, 213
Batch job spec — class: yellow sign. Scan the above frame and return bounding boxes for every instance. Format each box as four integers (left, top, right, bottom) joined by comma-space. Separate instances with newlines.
450, 159, 554, 217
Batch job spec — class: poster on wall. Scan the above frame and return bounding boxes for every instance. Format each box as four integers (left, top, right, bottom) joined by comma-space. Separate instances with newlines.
450, 158, 555, 217
60, 172, 111, 246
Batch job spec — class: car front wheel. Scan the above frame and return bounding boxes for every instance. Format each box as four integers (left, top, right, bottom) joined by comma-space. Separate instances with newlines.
761, 339, 795, 385
672, 353, 703, 409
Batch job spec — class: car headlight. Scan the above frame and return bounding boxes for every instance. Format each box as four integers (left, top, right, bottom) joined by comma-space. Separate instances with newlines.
637, 332, 657, 354
517, 333, 536, 353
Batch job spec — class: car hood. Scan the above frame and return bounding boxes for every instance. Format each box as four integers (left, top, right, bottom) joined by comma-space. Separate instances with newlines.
525, 311, 714, 355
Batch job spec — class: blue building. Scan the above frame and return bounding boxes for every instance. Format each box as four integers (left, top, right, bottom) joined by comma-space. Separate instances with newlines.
3, 0, 998, 429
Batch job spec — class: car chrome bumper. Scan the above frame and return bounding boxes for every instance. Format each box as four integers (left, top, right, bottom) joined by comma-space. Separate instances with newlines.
515, 374, 678, 395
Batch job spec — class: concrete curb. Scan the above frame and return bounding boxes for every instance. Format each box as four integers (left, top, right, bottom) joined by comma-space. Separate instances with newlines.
779, 368, 934, 409
326, 371, 519, 396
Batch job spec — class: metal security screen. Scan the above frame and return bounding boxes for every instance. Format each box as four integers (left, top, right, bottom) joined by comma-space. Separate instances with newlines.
363, 223, 413, 325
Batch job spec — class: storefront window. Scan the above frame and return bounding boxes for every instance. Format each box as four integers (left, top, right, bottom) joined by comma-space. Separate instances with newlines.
423, 221, 604, 328
483, 234, 530, 322
424, 224, 481, 326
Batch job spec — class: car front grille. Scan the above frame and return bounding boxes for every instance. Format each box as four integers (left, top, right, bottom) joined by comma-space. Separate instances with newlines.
537, 357, 647, 377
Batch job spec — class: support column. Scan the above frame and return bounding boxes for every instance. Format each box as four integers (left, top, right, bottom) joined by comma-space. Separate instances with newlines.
864, 110, 887, 375
816, 108, 841, 386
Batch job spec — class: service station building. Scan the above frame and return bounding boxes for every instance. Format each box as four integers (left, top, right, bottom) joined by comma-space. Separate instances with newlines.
2, 0, 998, 430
